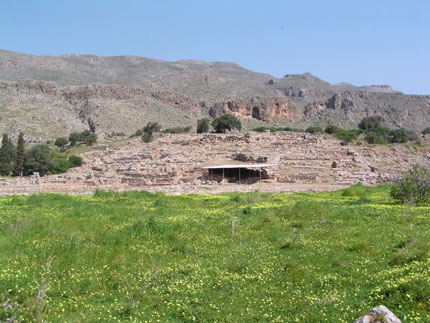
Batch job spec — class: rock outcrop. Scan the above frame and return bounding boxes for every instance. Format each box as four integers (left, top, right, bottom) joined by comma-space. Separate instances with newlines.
354, 305, 401, 323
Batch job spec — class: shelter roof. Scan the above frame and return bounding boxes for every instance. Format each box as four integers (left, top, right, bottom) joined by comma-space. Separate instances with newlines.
202, 164, 276, 169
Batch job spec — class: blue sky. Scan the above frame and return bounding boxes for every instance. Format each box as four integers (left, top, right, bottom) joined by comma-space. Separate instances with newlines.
1, 0, 429, 94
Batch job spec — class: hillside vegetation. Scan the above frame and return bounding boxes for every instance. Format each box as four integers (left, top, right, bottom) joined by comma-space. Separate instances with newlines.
1, 186, 429, 322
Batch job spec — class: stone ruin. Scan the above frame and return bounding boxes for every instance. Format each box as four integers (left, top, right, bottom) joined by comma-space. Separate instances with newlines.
0, 131, 430, 195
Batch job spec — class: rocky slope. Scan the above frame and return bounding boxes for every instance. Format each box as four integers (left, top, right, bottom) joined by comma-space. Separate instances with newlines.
0, 49, 429, 140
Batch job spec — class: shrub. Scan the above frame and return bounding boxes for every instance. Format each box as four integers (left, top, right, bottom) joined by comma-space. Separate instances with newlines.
325, 125, 340, 134
131, 122, 161, 139
305, 126, 323, 134
212, 114, 242, 133
390, 164, 430, 205
251, 126, 292, 133
143, 122, 161, 135
359, 116, 384, 130
422, 127, 430, 135
142, 133, 153, 143
162, 126, 192, 134
68, 155, 83, 167
335, 129, 358, 143
54, 137, 68, 148
197, 118, 210, 134
388, 128, 411, 144
51, 154, 72, 174
365, 133, 387, 144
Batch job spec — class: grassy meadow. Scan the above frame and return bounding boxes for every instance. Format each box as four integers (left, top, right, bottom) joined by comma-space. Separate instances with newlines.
1, 185, 430, 322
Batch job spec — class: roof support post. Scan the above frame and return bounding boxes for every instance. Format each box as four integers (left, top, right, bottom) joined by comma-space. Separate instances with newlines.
259, 168, 262, 182
238, 168, 241, 184
223, 168, 225, 180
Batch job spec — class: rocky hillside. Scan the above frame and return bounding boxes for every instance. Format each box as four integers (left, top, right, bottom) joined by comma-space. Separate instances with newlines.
0, 49, 429, 140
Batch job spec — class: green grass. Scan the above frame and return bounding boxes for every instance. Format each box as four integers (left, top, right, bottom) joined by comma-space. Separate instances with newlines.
1, 185, 430, 322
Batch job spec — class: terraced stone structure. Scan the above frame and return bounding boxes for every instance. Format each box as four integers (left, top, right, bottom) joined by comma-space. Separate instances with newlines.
1, 131, 429, 196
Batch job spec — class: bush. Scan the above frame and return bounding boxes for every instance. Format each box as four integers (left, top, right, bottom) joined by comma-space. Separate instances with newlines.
365, 133, 387, 144
325, 125, 340, 134
212, 114, 242, 133
143, 122, 161, 135
359, 116, 384, 130
142, 133, 153, 143
54, 137, 68, 148
422, 127, 430, 135
131, 122, 161, 139
162, 126, 191, 134
305, 126, 323, 134
68, 155, 83, 167
197, 118, 210, 134
390, 164, 430, 205
336, 129, 358, 143
51, 154, 72, 174
388, 128, 411, 143
251, 126, 292, 133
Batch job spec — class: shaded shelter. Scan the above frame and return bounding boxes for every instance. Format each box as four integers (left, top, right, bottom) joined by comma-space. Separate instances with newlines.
203, 164, 276, 184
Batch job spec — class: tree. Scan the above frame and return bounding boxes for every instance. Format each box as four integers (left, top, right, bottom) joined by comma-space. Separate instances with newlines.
14, 133, 25, 177
68, 132, 81, 146
84, 133, 97, 146
197, 118, 210, 134
54, 137, 68, 148
23, 144, 54, 176
391, 165, 430, 205
212, 114, 242, 133
68, 130, 97, 146
358, 116, 384, 130
0, 134, 16, 176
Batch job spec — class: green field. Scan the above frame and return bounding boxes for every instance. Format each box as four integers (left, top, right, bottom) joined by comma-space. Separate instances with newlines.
1, 185, 429, 322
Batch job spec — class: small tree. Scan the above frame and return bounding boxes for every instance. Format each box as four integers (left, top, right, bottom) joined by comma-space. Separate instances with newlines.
54, 137, 68, 148
359, 116, 383, 130
391, 165, 430, 205
84, 133, 97, 146
212, 114, 242, 133
197, 118, 210, 133
23, 144, 54, 176
141, 122, 161, 142
143, 122, 161, 135
68, 132, 80, 146
15, 133, 25, 177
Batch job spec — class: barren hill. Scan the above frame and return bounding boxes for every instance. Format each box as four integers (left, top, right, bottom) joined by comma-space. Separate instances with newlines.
1, 49, 429, 140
